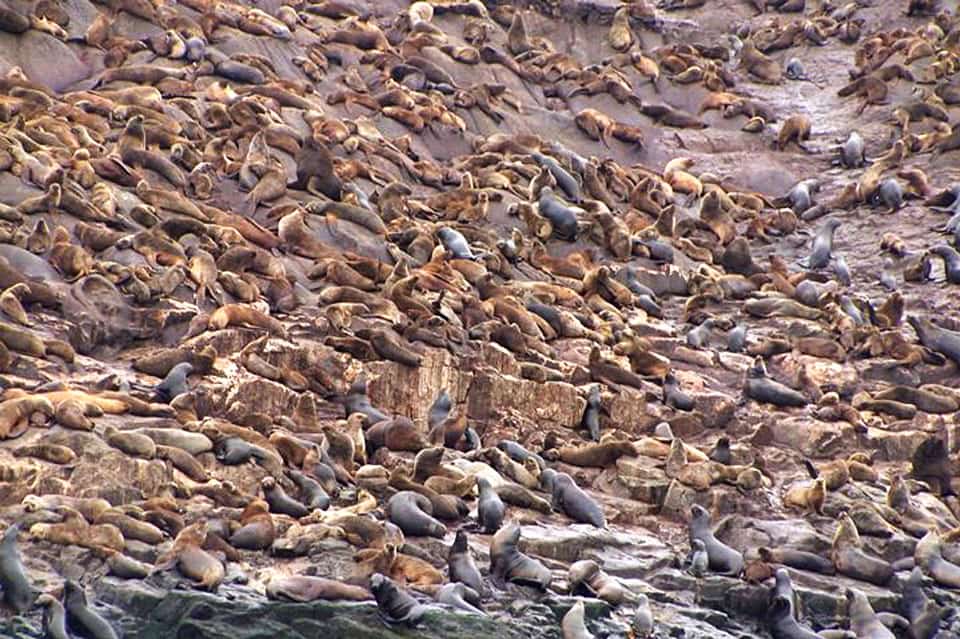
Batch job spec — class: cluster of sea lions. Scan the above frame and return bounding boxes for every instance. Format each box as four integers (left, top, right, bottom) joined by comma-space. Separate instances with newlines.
0, 0, 957, 637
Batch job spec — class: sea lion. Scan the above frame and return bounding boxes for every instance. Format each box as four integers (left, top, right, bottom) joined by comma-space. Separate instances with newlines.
744, 357, 807, 407
846, 588, 895, 639
0, 524, 34, 613
477, 476, 505, 533
803, 219, 842, 269
757, 547, 835, 575
293, 138, 342, 200
266, 575, 370, 602
915, 530, 960, 589
900, 567, 951, 638
344, 377, 388, 426
489, 523, 551, 589
104, 425, 156, 458
448, 530, 483, 593
767, 594, 819, 639
64, 580, 118, 639
908, 316, 960, 369
289, 469, 331, 511
229, 499, 276, 551
783, 478, 827, 514
777, 114, 812, 151
831, 514, 893, 585
538, 187, 579, 241
543, 470, 606, 528
370, 573, 428, 626
562, 600, 595, 639
386, 491, 446, 538
38, 594, 69, 639
568, 559, 632, 605
156, 521, 225, 590
689, 504, 744, 576
154, 362, 193, 403
436, 582, 484, 615
0, 395, 54, 438
262, 477, 309, 518
580, 385, 602, 441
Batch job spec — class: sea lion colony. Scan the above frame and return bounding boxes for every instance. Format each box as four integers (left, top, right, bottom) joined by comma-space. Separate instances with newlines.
0, 0, 958, 637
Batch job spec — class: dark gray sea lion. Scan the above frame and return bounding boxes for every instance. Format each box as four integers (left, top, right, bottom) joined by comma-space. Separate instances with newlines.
288, 469, 330, 510
833, 254, 852, 286
543, 469, 606, 528
840, 131, 866, 168
154, 362, 193, 403
689, 504, 744, 576
767, 595, 820, 639
708, 437, 731, 465
663, 373, 694, 411
64, 580, 118, 639
728, 324, 747, 352
538, 187, 579, 241
436, 582, 484, 615
847, 588, 895, 639
875, 178, 904, 212
38, 594, 70, 639
908, 315, 960, 367
344, 377, 389, 426
489, 523, 551, 589
899, 567, 953, 639
293, 138, 342, 200
437, 227, 475, 260
370, 573, 428, 626
802, 219, 841, 269
930, 245, 960, 283
261, 477, 309, 518
531, 152, 582, 203
387, 491, 446, 538
0, 523, 34, 613
448, 530, 483, 593
580, 385, 602, 441
428, 389, 452, 431
476, 476, 505, 533
215, 437, 273, 466
744, 357, 807, 407
758, 547, 835, 575
496, 440, 546, 470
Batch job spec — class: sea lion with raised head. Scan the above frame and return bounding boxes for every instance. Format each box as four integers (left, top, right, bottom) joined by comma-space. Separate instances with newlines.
448, 530, 483, 593
476, 476, 505, 533
370, 573, 428, 626
689, 504, 744, 576
489, 522, 551, 589
543, 469, 606, 528
0, 524, 34, 613
64, 580, 118, 639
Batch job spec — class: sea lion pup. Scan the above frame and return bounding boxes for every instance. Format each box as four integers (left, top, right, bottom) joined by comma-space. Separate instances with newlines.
0, 524, 34, 613
266, 575, 370, 602
915, 530, 960, 589
64, 580, 118, 639
227, 499, 277, 550
262, 477, 309, 518
801, 218, 841, 269
837, 131, 866, 168
156, 521, 225, 591
900, 567, 952, 638
663, 373, 694, 411
783, 478, 827, 514
688, 504, 744, 576
562, 600, 595, 639
846, 588, 895, 639
489, 522, 551, 589
744, 357, 807, 407
831, 513, 893, 586
448, 530, 483, 593
344, 377, 389, 426
541, 469, 606, 528
476, 476, 505, 533
386, 491, 446, 538
370, 573, 429, 626
154, 361, 193, 403
758, 547, 835, 575
908, 316, 960, 370
776, 114, 812, 151
436, 227, 475, 260
293, 137, 342, 201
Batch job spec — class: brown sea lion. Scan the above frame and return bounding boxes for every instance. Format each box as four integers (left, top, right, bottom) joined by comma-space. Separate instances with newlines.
156, 521, 225, 591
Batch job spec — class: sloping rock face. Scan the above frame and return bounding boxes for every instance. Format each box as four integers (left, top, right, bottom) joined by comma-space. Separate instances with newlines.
0, 0, 960, 638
